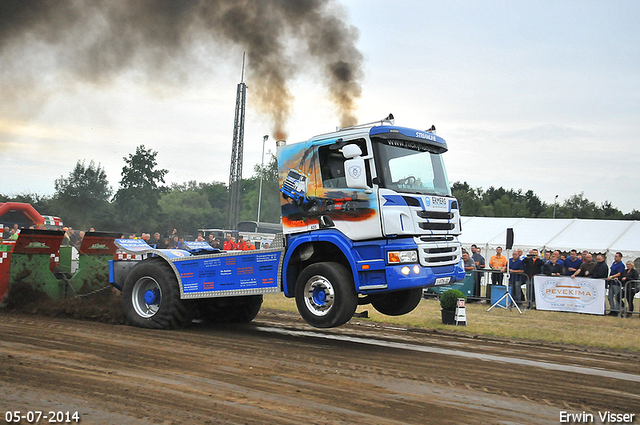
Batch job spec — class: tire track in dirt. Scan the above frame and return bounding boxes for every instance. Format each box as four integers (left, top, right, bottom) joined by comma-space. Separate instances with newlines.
1, 311, 638, 424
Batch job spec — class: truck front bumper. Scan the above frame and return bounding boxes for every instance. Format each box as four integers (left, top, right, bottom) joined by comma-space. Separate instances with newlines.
356, 261, 465, 294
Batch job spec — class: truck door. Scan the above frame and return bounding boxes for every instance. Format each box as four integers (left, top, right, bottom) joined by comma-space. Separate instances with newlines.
314, 139, 381, 241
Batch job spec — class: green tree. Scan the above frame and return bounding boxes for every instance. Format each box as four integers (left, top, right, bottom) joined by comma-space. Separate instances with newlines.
53, 160, 112, 229
114, 145, 168, 232
601, 201, 623, 219
451, 181, 483, 216
196, 181, 228, 215
561, 193, 599, 219
240, 153, 281, 224
157, 190, 214, 237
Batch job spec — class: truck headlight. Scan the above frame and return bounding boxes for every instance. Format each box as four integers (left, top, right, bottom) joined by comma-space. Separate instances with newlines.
387, 250, 418, 264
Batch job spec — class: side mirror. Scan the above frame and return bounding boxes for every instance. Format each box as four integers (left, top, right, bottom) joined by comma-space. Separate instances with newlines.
342, 144, 362, 159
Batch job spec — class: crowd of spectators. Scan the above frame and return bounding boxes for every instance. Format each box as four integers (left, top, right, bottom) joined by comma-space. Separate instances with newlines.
2, 223, 273, 253
2, 224, 23, 241
124, 229, 270, 251
463, 246, 639, 316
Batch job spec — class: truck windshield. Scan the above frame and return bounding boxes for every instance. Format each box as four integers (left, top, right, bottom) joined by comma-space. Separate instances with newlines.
372, 139, 451, 196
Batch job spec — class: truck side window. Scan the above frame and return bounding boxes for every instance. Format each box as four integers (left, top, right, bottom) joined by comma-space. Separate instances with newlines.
319, 147, 347, 188
319, 139, 371, 189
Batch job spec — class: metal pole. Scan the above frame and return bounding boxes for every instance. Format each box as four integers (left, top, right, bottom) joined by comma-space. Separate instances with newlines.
553, 194, 558, 219
257, 135, 268, 223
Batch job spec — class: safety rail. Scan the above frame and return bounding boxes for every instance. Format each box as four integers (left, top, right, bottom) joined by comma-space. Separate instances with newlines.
621, 279, 640, 318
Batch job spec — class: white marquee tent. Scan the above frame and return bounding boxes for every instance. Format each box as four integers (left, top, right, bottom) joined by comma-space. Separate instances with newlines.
459, 217, 640, 265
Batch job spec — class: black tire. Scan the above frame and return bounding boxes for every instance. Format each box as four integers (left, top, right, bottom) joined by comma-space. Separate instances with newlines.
122, 260, 194, 329
371, 288, 423, 316
198, 295, 263, 324
295, 262, 357, 328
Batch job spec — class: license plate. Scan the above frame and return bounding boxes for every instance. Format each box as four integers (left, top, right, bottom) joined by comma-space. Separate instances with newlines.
435, 277, 451, 285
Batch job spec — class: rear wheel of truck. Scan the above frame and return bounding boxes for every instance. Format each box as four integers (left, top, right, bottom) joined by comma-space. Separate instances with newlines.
371, 288, 423, 316
122, 260, 194, 329
198, 295, 263, 323
295, 262, 357, 328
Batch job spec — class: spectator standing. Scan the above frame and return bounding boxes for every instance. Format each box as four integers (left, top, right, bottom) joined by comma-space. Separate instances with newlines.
470, 245, 485, 299
572, 253, 595, 278
621, 261, 639, 317
207, 234, 216, 247
223, 233, 233, 248
176, 236, 188, 250
564, 249, 582, 276
523, 249, 544, 305
68, 227, 81, 247
462, 251, 475, 271
523, 249, 544, 278
223, 236, 236, 250
471, 245, 485, 268
606, 252, 625, 315
592, 254, 609, 279
552, 250, 565, 269
169, 235, 179, 249
236, 235, 248, 251
152, 232, 167, 248
508, 250, 525, 304
543, 252, 563, 276
489, 246, 507, 286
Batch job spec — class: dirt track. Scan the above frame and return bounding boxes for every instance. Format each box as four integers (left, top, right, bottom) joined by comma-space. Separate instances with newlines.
1, 308, 639, 425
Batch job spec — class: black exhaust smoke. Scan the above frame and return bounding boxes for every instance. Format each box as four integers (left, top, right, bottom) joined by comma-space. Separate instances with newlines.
0, 0, 364, 140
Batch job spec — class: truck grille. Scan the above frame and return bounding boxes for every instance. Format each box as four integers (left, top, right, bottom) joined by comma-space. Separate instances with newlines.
419, 222, 455, 231
416, 211, 454, 220
420, 235, 455, 243
415, 237, 461, 267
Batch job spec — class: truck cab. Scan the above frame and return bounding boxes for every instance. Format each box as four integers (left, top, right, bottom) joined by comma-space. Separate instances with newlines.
277, 116, 464, 327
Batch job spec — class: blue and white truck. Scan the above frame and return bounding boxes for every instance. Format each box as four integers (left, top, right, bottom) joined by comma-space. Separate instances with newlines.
110, 115, 464, 328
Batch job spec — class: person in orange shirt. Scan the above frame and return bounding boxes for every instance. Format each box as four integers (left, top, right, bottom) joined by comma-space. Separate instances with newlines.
223, 235, 237, 250
489, 246, 507, 286
236, 235, 248, 251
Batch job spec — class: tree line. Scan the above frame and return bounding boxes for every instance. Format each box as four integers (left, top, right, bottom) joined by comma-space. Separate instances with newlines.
452, 182, 640, 220
1, 145, 281, 237
2, 146, 638, 237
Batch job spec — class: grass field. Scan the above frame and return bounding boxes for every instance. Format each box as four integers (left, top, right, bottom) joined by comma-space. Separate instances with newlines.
262, 294, 640, 352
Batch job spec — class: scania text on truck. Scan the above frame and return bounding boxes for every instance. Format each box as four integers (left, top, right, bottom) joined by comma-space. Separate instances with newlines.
109, 115, 464, 329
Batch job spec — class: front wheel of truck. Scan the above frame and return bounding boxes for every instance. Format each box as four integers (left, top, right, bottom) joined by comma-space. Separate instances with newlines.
122, 260, 194, 329
295, 262, 357, 328
371, 287, 423, 316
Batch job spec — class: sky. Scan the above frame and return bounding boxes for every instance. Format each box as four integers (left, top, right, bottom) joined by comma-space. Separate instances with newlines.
1, 0, 639, 213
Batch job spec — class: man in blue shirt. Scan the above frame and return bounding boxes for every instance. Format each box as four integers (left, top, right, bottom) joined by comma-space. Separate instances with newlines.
508, 250, 525, 304
607, 252, 625, 315
564, 249, 583, 276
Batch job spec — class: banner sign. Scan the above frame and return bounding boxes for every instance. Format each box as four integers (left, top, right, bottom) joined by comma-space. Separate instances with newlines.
533, 276, 605, 315
175, 251, 282, 294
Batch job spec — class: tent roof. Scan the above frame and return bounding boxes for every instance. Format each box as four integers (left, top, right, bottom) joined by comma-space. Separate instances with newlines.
459, 216, 640, 259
